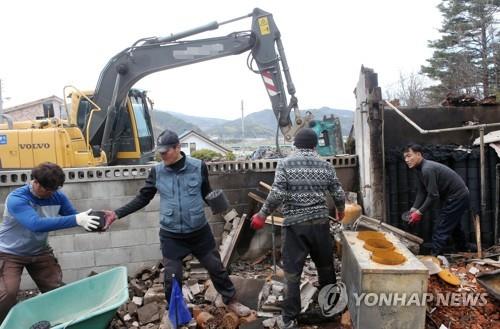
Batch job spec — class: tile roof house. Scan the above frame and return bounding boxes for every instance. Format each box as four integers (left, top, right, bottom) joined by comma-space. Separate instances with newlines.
178, 130, 230, 156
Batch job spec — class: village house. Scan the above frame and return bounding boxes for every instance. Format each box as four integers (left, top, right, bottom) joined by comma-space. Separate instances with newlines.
178, 129, 230, 156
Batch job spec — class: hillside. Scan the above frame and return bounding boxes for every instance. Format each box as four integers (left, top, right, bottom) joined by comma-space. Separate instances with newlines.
205, 108, 353, 139
151, 110, 202, 137
151, 107, 354, 141
166, 111, 227, 131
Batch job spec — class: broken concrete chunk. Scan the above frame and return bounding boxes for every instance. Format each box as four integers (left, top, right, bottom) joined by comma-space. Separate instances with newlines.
137, 301, 160, 325
132, 296, 144, 306
127, 302, 138, 315
204, 281, 218, 302
262, 317, 277, 328
271, 284, 284, 295
265, 295, 277, 305
189, 283, 202, 296
224, 209, 238, 222
224, 221, 233, 231
182, 285, 193, 301
144, 284, 166, 305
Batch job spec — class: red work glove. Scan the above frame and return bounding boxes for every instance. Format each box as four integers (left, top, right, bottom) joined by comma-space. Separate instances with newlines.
337, 210, 345, 221
408, 211, 422, 225
103, 210, 118, 230
250, 213, 266, 230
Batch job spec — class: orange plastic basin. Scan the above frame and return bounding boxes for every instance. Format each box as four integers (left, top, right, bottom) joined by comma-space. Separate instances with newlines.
371, 250, 406, 265
357, 231, 386, 241
363, 238, 395, 252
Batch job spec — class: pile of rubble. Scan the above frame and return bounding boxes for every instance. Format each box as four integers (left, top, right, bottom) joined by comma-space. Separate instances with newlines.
424, 250, 500, 329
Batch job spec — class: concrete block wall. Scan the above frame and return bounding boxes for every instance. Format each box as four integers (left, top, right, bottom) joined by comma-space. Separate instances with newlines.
0, 156, 358, 289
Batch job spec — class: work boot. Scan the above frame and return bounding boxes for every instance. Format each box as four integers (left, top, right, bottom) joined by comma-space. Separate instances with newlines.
226, 299, 251, 317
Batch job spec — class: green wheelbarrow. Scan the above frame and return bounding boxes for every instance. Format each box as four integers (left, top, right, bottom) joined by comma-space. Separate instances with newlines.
0, 266, 128, 329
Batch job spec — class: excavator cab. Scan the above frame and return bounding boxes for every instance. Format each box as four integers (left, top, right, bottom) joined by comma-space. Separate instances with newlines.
71, 88, 155, 165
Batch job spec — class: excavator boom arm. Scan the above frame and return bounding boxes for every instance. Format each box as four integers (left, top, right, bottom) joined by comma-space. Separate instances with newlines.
88, 8, 308, 163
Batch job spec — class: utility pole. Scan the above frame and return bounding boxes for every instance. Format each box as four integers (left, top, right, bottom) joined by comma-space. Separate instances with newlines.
241, 99, 245, 141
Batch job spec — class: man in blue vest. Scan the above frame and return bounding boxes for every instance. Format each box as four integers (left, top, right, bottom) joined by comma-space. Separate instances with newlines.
104, 129, 250, 317
0, 162, 99, 322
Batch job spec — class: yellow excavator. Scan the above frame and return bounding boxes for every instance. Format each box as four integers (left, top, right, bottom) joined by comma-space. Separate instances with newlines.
0, 8, 312, 169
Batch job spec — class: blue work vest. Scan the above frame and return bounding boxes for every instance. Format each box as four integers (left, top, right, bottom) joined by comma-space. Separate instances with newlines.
155, 157, 207, 233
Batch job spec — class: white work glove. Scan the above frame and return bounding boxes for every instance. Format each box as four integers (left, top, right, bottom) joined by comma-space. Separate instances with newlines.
76, 209, 100, 231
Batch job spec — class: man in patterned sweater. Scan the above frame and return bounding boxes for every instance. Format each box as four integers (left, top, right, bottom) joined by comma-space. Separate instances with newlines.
251, 128, 345, 329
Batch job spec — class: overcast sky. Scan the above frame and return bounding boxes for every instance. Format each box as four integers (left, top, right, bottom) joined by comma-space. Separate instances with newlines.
0, 0, 442, 119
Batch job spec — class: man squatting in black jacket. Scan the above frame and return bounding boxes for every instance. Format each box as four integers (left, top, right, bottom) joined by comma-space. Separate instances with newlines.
404, 143, 473, 256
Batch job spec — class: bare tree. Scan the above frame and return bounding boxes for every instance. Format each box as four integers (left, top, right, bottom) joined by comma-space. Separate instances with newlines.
385, 72, 430, 108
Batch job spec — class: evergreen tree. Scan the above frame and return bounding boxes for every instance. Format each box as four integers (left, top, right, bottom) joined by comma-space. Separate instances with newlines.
421, 0, 499, 102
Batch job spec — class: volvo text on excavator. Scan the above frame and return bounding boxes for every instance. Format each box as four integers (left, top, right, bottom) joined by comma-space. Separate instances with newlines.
0, 8, 311, 169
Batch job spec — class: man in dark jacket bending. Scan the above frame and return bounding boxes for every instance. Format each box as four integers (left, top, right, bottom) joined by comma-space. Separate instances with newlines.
403, 143, 471, 255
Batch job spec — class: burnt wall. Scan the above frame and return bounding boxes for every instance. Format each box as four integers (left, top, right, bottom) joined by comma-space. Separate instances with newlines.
384, 105, 500, 149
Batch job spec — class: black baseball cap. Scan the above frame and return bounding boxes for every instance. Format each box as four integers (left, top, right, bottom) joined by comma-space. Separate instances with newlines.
155, 129, 179, 152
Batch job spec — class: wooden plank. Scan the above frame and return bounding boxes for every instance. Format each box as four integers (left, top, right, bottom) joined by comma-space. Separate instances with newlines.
222, 214, 247, 268
474, 214, 483, 258
248, 191, 266, 204
265, 215, 284, 226
259, 181, 272, 191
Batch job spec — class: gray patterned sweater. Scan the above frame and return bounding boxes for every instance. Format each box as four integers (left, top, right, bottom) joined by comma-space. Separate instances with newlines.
259, 149, 345, 226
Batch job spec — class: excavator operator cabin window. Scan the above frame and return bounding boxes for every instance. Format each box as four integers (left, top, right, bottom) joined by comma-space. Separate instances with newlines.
131, 98, 152, 138
76, 99, 92, 131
